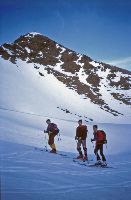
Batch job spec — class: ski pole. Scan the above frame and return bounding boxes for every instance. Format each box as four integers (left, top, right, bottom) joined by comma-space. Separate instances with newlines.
57, 132, 62, 141
75, 137, 78, 144
44, 130, 48, 151
91, 141, 94, 149
44, 134, 47, 151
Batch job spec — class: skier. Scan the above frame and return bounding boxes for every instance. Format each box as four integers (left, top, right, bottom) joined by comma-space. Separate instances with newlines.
44, 119, 59, 153
91, 125, 107, 166
75, 119, 88, 161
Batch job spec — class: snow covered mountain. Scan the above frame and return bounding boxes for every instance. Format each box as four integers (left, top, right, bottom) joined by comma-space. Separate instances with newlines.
0, 32, 131, 123
1, 32, 131, 200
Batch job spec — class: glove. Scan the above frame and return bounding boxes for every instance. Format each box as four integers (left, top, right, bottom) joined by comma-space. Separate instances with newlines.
75, 136, 78, 140
91, 138, 93, 142
44, 130, 47, 133
104, 140, 107, 144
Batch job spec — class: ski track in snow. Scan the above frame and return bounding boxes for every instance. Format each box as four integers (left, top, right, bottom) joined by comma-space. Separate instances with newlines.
1, 139, 131, 200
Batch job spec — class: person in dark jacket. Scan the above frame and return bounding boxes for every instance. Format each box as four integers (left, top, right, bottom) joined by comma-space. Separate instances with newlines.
91, 125, 107, 166
44, 119, 59, 153
75, 120, 88, 160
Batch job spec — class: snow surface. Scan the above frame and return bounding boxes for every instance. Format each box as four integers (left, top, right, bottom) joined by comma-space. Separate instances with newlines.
25, 32, 42, 37
2, 46, 13, 55
89, 60, 100, 68
38, 51, 43, 57
25, 47, 31, 54
88, 60, 131, 114
1, 139, 131, 200
74, 54, 84, 67
1, 57, 131, 123
0, 56, 131, 200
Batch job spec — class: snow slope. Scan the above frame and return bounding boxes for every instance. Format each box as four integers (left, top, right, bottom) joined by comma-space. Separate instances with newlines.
0, 57, 131, 124
0, 55, 131, 200
0, 56, 131, 152
1, 139, 131, 200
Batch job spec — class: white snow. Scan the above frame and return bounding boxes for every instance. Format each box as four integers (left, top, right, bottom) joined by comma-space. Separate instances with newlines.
89, 60, 100, 68
74, 54, 84, 67
38, 51, 43, 57
75, 54, 92, 87
25, 32, 42, 37
2, 46, 13, 55
88, 61, 131, 115
60, 47, 66, 54
56, 44, 66, 54
0, 109, 131, 200
0, 57, 131, 123
112, 72, 121, 82
1, 138, 131, 200
51, 44, 75, 76
0, 56, 131, 200
76, 67, 89, 85
25, 47, 30, 54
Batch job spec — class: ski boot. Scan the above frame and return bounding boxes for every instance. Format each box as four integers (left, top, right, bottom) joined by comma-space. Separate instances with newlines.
50, 149, 57, 154
94, 160, 102, 166
101, 161, 107, 167
76, 154, 83, 160
83, 155, 88, 162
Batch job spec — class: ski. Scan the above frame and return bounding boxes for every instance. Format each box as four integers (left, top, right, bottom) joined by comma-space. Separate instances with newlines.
73, 160, 113, 168
72, 158, 93, 166
73, 159, 88, 166
34, 147, 48, 152
58, 153, 70, 158
34, 147, 71, 158
88, 163, 113, 169
73, 157, 93, 163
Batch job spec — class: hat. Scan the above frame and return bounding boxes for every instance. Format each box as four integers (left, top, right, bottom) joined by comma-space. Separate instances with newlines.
93, 125, 98, 129
46, 119, 51, 123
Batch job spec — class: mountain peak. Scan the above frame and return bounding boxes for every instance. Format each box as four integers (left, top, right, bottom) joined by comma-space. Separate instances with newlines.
24, 32, 43, 37
0, 33, 130, 117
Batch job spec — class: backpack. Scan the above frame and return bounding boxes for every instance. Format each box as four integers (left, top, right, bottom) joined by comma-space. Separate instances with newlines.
51, 123, 59, 135
97, 130, 107, 144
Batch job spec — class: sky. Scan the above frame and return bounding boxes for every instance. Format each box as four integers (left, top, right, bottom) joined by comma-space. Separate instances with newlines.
0, 0, 131, 70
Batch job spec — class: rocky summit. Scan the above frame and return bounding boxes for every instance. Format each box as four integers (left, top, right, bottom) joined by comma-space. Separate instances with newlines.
0, 32, 131, 116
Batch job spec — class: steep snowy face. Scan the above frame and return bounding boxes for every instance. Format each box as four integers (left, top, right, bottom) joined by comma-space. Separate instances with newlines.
0, 32, 131, 119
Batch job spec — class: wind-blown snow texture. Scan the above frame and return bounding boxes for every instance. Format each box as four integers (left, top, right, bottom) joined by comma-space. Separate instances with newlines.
0, 33, 131, 200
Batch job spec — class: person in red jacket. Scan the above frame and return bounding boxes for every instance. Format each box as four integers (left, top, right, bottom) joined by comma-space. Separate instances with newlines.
75, 120, 88, 161
91, 125, 107, 166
